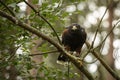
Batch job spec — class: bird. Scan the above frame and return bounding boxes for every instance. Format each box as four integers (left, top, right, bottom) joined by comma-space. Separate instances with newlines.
57, 23, 87, 63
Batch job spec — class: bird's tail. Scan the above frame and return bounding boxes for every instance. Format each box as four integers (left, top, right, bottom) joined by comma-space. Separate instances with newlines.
57, 54, 68, 62
57, 54, 69, 65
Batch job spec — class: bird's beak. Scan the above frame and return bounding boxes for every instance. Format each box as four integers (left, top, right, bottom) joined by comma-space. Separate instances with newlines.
72, 26, 77, 30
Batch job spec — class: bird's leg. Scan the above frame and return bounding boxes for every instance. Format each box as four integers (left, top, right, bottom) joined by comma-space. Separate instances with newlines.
64, 45, 70, 51
64, 46, 73, 57
76, 51, 83, 66
75, 47, 82, 57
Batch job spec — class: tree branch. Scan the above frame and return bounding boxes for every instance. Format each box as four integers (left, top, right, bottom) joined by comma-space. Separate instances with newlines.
0, 10, 94, 80
86, 41, 120, 80
94, 19, 120, 50
92, 50, 120, 80
23, 0, 62, 44
0, 0, 15, 16
29, 50, 58, 56
82, 7, 108, 60
91, 7, 108, 48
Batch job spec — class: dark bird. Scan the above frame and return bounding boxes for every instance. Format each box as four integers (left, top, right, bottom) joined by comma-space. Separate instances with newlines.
57, 23, 87, 63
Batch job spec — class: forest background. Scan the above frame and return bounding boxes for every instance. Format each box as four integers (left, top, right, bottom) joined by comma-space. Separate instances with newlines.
0, 0, 120, 80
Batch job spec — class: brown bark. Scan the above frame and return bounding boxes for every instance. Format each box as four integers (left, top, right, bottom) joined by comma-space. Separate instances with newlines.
106, 1, 116, 80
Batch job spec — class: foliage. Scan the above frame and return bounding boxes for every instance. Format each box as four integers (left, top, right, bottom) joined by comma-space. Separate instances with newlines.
0, 0, 82, 79
0, 0, 120, 80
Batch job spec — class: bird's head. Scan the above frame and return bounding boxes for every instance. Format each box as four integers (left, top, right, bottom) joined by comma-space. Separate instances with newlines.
69, 23, 81, 31
68, 23, 85, 35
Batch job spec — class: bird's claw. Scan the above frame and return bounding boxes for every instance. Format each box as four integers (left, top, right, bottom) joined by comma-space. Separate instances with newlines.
77, 58, 83, 66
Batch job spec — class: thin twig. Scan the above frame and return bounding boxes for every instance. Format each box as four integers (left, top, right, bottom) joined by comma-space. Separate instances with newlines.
85, 40, 120, 79
81, 41, 92, 60
8, 46, 20, 61
94, 19, 120, 50
84, 59, 98, 64
91, 7, 108, 48
91, 50, 120, 80
23, 0, 61, 44
82, 41, 98, 64
53, 0, 63, 12
29, 50, 58, 56
82, 7, 108, 60
0, 0, 15, 16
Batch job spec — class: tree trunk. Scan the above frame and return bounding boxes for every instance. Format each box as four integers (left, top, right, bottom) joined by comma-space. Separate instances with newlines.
106, 1, 117, 80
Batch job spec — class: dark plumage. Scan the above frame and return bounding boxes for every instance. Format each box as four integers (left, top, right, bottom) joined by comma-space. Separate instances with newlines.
57, 23, 87, 62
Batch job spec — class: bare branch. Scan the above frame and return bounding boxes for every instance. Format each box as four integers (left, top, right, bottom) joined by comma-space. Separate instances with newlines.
29, 50, 58, 56
91, 7, 108, 48
91, 50, 120, 80
8, 46, 20, 61
0, 0, 15, 16
94, 19, 120, 50
86, 41, 120, 79
82, 5, 108, 59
